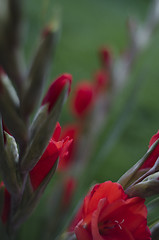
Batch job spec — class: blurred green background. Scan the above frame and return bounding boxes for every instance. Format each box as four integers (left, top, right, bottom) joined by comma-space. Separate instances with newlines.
18, 0, 159, 238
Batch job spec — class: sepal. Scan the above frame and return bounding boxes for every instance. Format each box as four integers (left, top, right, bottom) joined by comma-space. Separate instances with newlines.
21, 86, 68, 172
0, 122, 21, 196
125, 172, 159, 198
0, 74, 27, 143
22, 22, 59, 117
10, 160, 58, 231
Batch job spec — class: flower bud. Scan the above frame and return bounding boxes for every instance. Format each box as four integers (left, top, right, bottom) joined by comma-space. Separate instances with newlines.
0, 0, 25, 96
21, 77, 71, 172
42, 74, 72, 113
22, 23, 59, 117
125, 172, 159, 198
140, 130, 159, 169
118, 136, 159, 189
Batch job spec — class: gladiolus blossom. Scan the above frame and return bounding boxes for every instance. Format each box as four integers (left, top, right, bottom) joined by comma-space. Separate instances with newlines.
72, 181, 151, 240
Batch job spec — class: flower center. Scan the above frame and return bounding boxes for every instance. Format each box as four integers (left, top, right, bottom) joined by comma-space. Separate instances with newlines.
99, 219, 125, 235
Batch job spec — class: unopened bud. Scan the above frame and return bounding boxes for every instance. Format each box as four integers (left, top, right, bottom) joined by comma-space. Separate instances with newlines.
125, 172, 159, 198
42, 74, 72, 113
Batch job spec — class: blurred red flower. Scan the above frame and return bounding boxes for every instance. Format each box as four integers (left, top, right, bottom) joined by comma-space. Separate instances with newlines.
72, 181, 151, 240
94, 70, 109, 93
71, 82, 95, 118
140, 130, 159, 169
61, 177, 76, 209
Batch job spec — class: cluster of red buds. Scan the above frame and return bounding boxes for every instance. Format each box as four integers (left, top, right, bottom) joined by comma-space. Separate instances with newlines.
1, 0, 159, 240
0, 0, 73, 235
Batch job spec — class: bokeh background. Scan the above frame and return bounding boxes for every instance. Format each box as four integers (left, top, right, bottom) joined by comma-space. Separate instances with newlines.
18, 0, 159, 238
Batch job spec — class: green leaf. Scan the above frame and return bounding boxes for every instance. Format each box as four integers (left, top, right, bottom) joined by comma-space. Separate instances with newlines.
147, 197, 159, 226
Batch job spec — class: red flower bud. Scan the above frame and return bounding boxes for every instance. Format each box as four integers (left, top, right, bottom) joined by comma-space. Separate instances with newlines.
29, 122, 72, 191
71, 181, 150, 240
140, 130, 159, 169
42, 74, 72, 112
71, 82, 95, 118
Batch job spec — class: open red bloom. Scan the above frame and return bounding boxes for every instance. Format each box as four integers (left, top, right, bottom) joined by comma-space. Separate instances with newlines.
29, 122, 72, 191
58, 124, 79, 171
73, 181, 151, 240
140, 130, 159, 169
42, 73, 72, 112
71, 82, 95, 118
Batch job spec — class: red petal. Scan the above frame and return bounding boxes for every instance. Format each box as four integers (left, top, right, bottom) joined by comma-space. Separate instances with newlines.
75, 222, 92, 240
91, 198, 107, 240
52, 122, 61, 141
149, 130, 159, 148
58, 124, 80, 170
86, 182, 127, 214
30, 140, 61, 190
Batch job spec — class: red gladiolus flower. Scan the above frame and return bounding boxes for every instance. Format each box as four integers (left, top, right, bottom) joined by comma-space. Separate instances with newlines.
42, 74, 72, 112
58, 124, 79, 171
94, 70, 109, 93
62, 177, 76, 209
29, 122, 72, 191
73, 181, 151, 240
140, 130, 159, 169
71, 82, 95, 118
0, 182, 11, 224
